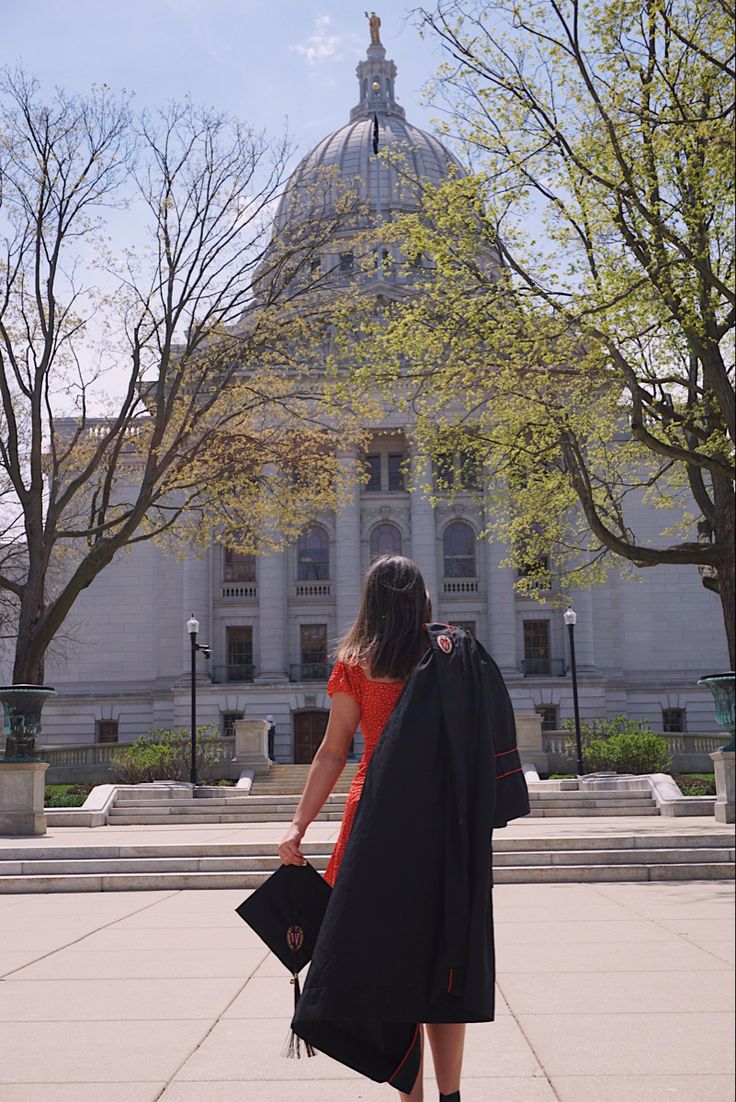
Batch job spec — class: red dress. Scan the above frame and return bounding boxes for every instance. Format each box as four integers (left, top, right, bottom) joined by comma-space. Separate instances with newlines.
323, 661, 405, 887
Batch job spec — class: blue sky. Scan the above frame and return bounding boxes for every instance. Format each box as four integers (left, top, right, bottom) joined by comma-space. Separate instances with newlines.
3, 2, 448, 165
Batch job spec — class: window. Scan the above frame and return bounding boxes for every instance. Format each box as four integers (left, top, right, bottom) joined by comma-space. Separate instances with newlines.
517, 554, 551, 592
224, 545, 256, 582
450, 620, 476, 636
370, 523, 403, 561
535, 704, 558, 732
96, 719, 119, 744
300, 624, 328, 680
434, 447, 482, 490
459, 449, 482, 490
365, 454, 381, 492
339, 251, 354, 272
309, 256, 321, 274
443, 521, 477, 578
297, 526, 329, 580
226, 626, 253, 681
221, 710, 243, 738
387, 453, 405, 491
523, 620, 550, 675
662, 708, 686, 733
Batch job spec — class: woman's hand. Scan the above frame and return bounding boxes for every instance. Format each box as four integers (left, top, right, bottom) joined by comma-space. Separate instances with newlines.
278, 822, 307, 866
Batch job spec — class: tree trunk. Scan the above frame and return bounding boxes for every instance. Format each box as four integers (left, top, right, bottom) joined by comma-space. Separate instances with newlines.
712, 469, 736, 672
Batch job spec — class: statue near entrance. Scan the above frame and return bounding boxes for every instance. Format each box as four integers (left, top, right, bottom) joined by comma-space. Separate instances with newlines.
365, 10, 382, 46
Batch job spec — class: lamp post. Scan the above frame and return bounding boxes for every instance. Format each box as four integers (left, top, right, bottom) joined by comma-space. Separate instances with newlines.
564, 607, 585, 776
186, 614, 210, 786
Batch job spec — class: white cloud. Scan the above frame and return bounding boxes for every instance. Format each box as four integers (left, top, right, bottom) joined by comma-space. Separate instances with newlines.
291, 14, 361, 68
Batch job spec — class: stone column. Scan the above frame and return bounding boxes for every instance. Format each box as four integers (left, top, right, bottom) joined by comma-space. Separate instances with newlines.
257, 548, 288, 681
0, 762, 48, 835
409, 448, 438, 611
710, 750, 735, 824
486, 539, 518, 676
335, 452, 362, 638
182, 551, 210, 674
568, 584, 596, 672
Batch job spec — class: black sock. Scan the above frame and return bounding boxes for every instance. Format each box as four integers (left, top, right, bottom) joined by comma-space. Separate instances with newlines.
439, 1093, 460, 1102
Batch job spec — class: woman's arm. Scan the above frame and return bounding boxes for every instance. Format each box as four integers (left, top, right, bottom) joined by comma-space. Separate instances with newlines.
278, 691, 360, 866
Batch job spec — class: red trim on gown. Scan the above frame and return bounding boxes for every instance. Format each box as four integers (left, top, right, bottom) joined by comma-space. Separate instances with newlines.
324, 661, 404, 887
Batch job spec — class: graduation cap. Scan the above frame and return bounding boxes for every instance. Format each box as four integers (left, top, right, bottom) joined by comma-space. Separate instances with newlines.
235, 862, 332, 1058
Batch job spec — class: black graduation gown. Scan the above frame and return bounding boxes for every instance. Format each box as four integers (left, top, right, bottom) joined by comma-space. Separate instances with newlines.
292, 624, 531, 1094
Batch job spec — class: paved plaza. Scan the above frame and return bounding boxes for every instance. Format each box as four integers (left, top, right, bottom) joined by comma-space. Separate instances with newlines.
0, 817, 734, 1102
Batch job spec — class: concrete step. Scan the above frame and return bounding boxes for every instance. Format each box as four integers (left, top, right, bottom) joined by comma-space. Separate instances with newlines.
105, 811, 346, 824
1, 835, 732, 892
530, 806, 661, 816
1, 859, 732, 893
1, 847, 730, 878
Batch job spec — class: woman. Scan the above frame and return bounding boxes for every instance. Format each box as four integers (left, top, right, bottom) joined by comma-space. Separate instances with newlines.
279, 553, 530, 1101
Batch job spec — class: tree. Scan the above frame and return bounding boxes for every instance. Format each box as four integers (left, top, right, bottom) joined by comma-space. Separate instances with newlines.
338, 0, 735, 666
0, 69, 364, 685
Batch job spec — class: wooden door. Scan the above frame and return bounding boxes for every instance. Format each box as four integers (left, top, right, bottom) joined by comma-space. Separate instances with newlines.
294, 710, 329, 764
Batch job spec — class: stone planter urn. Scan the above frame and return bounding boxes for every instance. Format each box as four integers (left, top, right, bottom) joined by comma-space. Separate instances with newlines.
698, 672, 735, 825
0, 685, 56, 835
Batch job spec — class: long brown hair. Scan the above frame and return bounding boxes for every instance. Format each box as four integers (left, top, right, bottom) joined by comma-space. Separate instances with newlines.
335, 554, 432, 680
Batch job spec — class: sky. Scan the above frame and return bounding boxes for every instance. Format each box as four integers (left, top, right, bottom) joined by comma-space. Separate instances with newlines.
2, 1, 449, 162
2, 2, 454, 403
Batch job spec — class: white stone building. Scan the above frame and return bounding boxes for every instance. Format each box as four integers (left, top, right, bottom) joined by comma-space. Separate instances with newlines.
17, 35, 730, 765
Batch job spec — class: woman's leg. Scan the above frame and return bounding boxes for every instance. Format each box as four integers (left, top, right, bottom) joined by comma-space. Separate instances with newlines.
397, 1023, 425, 1102
425, 1022, 466, 1096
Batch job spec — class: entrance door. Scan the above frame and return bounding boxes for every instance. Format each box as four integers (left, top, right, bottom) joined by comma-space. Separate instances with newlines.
294, 710, 329, 764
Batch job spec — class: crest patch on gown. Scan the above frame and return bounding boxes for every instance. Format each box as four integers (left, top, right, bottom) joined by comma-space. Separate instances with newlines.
437, 633, 453, 653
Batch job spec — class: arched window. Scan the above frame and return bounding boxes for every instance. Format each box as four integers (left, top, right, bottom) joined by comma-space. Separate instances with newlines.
370, 522, 403, 561
443, 521, 476, 578
297, 525, 329, 581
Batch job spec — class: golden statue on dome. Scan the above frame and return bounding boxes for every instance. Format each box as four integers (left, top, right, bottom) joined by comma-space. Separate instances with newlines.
365, 10, 382, 46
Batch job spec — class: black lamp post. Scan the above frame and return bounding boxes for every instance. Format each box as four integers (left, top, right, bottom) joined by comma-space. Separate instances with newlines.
186, 614, 210, 786
564, 607, 585, 776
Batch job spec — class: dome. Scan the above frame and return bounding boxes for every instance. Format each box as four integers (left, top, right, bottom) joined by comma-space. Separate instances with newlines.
273, 31, 464, 233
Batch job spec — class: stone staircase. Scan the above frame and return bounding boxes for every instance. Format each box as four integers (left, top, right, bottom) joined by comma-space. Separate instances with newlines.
102, 773, 660, 825
1, 832, 732, 893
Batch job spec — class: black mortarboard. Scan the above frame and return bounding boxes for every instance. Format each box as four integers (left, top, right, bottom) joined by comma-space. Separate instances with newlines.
235, 862, 332, 1058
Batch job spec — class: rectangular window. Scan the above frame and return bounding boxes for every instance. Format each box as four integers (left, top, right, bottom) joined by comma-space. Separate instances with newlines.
387, 453, 405, 492
365, 454, 381, 492
224, 547, 256, 582
434, 452, 455, 490
300, 624, 328, 680
459, 450, 482, 490
451, 620, 476, 636
535, 704, 559, 732
662, 707, 686, 733
523, 620, 550, 675
221, 710, 243, 738
96, 719, 119, 744
226, 626, 253, 682
339, 251, 354, 272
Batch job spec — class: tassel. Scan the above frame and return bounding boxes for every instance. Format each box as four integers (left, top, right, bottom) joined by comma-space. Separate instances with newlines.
281, 972, 317, 1059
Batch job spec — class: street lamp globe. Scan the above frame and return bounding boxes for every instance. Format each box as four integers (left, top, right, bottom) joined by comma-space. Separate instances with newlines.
563, 608, 577, 627
187, 615, 199, 637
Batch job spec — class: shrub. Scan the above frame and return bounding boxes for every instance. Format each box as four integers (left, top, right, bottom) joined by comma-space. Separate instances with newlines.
44, 783, 93, 808
674, 774, 716, 796
562, 716, 673, 775
110, 726, 221, 784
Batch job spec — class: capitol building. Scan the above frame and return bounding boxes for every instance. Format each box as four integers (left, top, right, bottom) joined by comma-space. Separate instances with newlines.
32, 28, 729, 766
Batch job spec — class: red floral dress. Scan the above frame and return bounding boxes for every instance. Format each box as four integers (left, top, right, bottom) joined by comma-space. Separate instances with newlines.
323, 661, 405, 887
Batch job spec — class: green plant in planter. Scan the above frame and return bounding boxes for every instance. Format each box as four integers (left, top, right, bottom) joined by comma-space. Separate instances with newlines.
110, 726, 221, 784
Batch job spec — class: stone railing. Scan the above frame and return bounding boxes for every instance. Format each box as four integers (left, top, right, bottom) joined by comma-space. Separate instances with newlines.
220, 583, 257, 600
37, 736, 240, 784
295, 582, 332, 598
543, 729, 721, 774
